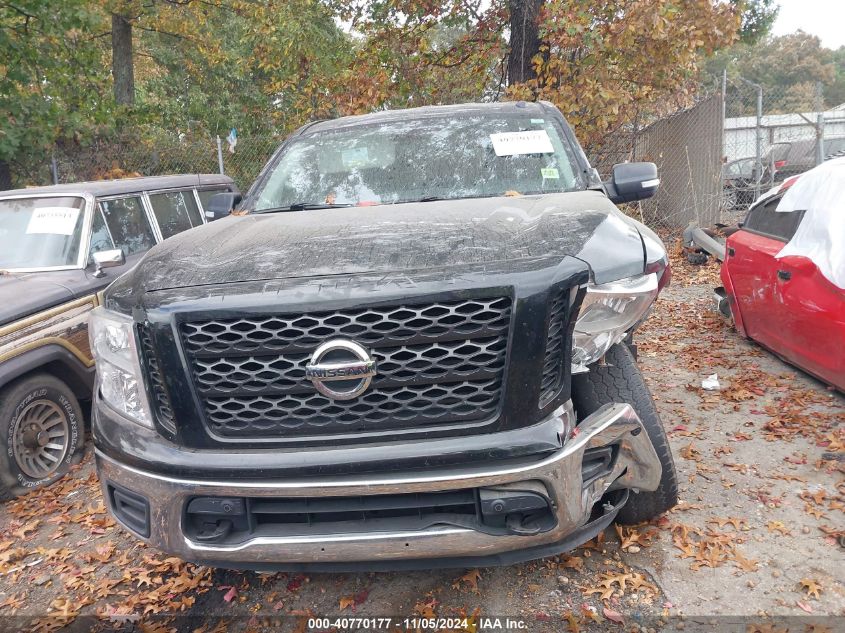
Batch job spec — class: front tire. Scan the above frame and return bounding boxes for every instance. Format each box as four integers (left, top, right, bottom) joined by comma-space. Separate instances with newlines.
0, 374, 85, 501
572, 343, 678, 524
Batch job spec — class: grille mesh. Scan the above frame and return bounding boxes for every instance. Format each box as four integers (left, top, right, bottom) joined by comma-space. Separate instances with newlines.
179, 297, 511, 439
538, 289, 569, 408
137, 324, 176, 434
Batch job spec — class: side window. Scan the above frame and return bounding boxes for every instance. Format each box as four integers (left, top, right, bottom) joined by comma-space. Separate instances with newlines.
99, 196, 156, 256
148, 190, 204, 239
744, 196, 805, 242
87, 207, 115, 263
197, 188, 230, 216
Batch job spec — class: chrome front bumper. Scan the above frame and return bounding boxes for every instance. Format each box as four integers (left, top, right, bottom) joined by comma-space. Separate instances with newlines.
95, 403, 662, 568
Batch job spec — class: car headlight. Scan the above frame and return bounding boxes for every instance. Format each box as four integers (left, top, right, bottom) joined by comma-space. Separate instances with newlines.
571, 273, 658, 373
88, 307, 152, 427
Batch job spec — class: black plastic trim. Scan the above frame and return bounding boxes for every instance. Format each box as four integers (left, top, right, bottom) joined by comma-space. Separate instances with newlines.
0, 345, 95, 398
183, 490, 628, 572
106, 482, 151, 538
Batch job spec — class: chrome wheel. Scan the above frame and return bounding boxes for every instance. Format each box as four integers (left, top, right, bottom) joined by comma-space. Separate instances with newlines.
12, 399, 70, 479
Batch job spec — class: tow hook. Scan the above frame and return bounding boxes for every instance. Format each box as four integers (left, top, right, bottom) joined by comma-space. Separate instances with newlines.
194, 519, 233, 542
505, 513, 545, 535
479, 488, 555, 535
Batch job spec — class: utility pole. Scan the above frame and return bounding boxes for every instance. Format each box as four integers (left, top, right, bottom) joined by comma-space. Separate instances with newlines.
736, 77, 765, 199
721, 69, 727, 161
815, 82, 825, 166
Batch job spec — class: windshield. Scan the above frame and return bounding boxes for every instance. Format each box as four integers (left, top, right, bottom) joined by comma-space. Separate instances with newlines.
0, 196, 87, 270
253, 112, 585, 211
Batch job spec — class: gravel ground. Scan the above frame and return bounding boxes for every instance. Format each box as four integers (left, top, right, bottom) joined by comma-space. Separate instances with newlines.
1, 256, 842, 633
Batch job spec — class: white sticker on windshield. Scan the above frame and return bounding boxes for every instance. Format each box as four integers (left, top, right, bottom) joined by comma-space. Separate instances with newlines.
342, 147, 370, 168
25, 207, 80, 236
490, 130, 554, 156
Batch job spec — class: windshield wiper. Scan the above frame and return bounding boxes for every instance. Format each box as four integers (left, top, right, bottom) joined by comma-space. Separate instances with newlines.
398, 193, 515, 204
256, 202, 353, 213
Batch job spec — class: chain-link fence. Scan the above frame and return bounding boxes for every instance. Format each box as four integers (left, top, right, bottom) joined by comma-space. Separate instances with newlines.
599, 76, 843, 234
8, 71, 845, 236
40, 130, 280, 193
722, 78, 844, 223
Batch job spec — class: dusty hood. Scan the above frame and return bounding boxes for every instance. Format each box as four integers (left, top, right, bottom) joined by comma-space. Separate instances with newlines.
0, 271, 75, 326
130, 190, 646, 293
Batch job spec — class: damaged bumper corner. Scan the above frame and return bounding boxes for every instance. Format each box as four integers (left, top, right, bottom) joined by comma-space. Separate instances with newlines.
95, 402, 662, 570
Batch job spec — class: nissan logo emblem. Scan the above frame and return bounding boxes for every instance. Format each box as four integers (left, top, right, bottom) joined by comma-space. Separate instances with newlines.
304, 339, 378, 400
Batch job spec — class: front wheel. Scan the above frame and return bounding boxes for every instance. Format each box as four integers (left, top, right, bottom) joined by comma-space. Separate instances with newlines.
0, 374, 85, 501
572, 343, 678, 524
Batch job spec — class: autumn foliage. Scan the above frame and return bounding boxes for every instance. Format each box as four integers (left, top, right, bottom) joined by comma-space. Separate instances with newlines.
508, 0, 739, 149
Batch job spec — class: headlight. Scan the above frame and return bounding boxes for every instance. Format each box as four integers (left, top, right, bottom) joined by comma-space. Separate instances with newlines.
89, 307, 152, 427
571, 273, 658, 373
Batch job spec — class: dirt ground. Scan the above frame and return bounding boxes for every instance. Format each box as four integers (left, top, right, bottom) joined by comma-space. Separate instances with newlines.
1, 253, 843, 633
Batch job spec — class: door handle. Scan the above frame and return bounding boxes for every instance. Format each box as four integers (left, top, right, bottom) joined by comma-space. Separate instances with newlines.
727, 247, 735, 257
777, 270, 791, 281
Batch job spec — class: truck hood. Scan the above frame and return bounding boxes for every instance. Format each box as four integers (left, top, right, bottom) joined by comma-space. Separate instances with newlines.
0, 271, 75, 327
128, 190, 647, 294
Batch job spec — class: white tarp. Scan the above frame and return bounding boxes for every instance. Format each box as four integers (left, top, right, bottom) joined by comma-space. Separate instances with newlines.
775, 156, 845, 290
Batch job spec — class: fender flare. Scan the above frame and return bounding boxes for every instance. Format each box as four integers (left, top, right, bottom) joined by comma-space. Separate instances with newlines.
0, 344, 95, 400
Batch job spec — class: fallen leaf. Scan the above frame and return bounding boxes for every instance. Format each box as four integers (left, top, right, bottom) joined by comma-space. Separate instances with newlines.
413, 598, 437, 618
799, 578, 822, 599
563, 610, 580, 633
12, 519, 40, 539
603, 607, 624, 624
680, 444, 701, 461
559, 556, 584, 571
454, 568, 482, 592
767, 521, 791, 536
286, 574, 306, 592
221, 585, 238, 603
732, 550, 759, 572
339, 589, 369, 611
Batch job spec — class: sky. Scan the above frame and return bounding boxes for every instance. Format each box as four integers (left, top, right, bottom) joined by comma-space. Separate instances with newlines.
771, 0, 845, 49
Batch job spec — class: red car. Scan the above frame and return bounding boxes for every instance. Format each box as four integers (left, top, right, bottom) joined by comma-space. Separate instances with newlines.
717, 159, 845, 391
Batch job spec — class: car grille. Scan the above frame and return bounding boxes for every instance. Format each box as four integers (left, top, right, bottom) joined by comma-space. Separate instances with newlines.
538, 288, 569, 408
179, 297, 512, 439
137, 324, 176, 434
185, 489, 481, 542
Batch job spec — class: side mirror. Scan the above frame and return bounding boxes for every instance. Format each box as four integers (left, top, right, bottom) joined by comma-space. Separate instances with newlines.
605, 162, 660, 204
92, 248, 125, 278
206, 192, 242, 221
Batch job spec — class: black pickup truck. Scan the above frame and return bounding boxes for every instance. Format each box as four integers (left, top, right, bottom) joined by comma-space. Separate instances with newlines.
91, 102, 677, 569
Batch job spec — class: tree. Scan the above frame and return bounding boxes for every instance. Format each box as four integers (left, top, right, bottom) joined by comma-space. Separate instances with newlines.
714, 32, 842, 113
0, 1, 112, 188
331, 0, 737, 152
328, 0, 508, 112
508, 0, 543, 84
111, 12, 134, 105
827, 46, 845, 107
731, 0, 779, 45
